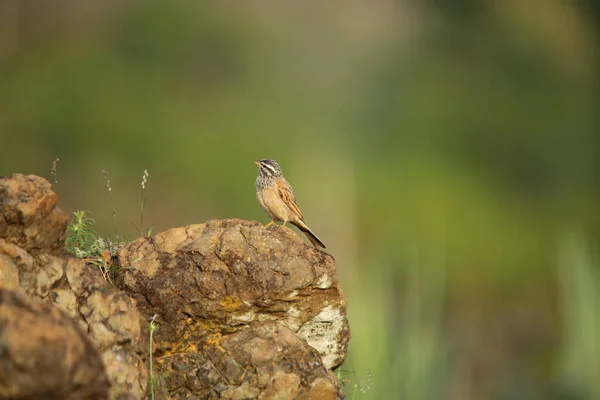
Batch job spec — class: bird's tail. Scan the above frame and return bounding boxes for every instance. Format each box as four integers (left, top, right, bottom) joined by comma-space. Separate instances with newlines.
302, 229, 326, 249
293, 222, 326, 249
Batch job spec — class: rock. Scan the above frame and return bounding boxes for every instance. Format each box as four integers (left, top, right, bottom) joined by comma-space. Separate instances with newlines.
0, 248, 150, 400
0, 251, 20, 291
0, 174, 69, 252
61, 258, 149, 400
0, 289, 109, 399
163, 322, 338, 399
118, 219, 350, 399
0, 174, 351, 399
0, 175, 148, 400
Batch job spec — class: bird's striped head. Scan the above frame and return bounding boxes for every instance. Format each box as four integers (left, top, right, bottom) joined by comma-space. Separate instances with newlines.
255, 159, 283, 178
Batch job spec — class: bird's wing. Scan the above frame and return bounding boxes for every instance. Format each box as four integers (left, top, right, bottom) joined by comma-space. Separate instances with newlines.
276, 178, 304, 220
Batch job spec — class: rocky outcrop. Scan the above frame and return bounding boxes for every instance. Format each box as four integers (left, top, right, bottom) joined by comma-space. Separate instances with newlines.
0, 174, 147, 400
119, 219, 349, 398
0, 289, 109, 399
0, 174, 68, 252
0, 173, 350, 399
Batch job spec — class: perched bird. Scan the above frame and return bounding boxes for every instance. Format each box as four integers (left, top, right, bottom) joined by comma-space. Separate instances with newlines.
254, 159, 326, 249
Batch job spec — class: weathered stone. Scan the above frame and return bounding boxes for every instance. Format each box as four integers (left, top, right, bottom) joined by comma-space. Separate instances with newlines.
59, 259, 147, 399
0, 174, 68, 251
101, 346, 148, 400
0, 173, 350, 399
0, 175, 148, 400
0, 289, 109, 399
0, 252, 19, 291
118, 219, 349, 398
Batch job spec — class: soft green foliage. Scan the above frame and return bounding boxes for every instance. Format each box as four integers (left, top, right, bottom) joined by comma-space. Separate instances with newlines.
65, 210, 99, 257
65, 210, 123, 283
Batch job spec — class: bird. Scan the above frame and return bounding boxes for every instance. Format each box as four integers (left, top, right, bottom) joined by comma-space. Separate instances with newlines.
254, 159, 326, 249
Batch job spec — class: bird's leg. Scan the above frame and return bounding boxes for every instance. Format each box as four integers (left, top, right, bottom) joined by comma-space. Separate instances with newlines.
265, 220, 275, 228
282, 221, 287, 227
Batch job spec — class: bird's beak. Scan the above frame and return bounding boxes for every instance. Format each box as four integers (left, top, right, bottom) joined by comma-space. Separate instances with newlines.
254, 161, 261, 166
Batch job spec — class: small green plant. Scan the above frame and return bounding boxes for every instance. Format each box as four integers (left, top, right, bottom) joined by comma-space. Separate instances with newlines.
66, 169, 153, 283
65, 210, 100, 255
65, 210, 124, 283
148, 314, 159, 400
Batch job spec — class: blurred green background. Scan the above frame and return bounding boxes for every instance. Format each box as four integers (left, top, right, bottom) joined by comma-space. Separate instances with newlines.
1, 1, 599, 399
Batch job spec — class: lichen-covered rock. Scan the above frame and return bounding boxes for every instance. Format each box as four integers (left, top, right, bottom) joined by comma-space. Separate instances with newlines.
164, 322, 339, 399
0, 289, 109, 399
118, 219, 350, 399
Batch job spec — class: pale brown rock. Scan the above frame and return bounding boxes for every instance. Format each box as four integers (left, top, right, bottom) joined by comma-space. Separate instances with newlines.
118, 219, 349, 399
0, 174, 351, 399
0, 252, 19, 290
0, 174, 68, 251
51, 258, 147, 400
0, 289, 109, 399
0, 175, 147, 400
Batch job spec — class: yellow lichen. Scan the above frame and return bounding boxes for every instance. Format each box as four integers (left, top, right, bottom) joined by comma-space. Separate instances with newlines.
158, 318, 222, 357
205, 333, 226, 353
220, 296, 244, 312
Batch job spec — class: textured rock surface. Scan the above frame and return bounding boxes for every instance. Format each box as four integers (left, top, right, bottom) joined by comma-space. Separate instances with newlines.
118, 219, 350, 399
0, 173, 350, 399
0, 174, 69, 252
0, 289, 109, 399
0, 174, 147, 400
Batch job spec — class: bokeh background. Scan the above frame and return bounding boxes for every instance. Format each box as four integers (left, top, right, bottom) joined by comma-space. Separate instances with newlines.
1, 1, 599, 399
